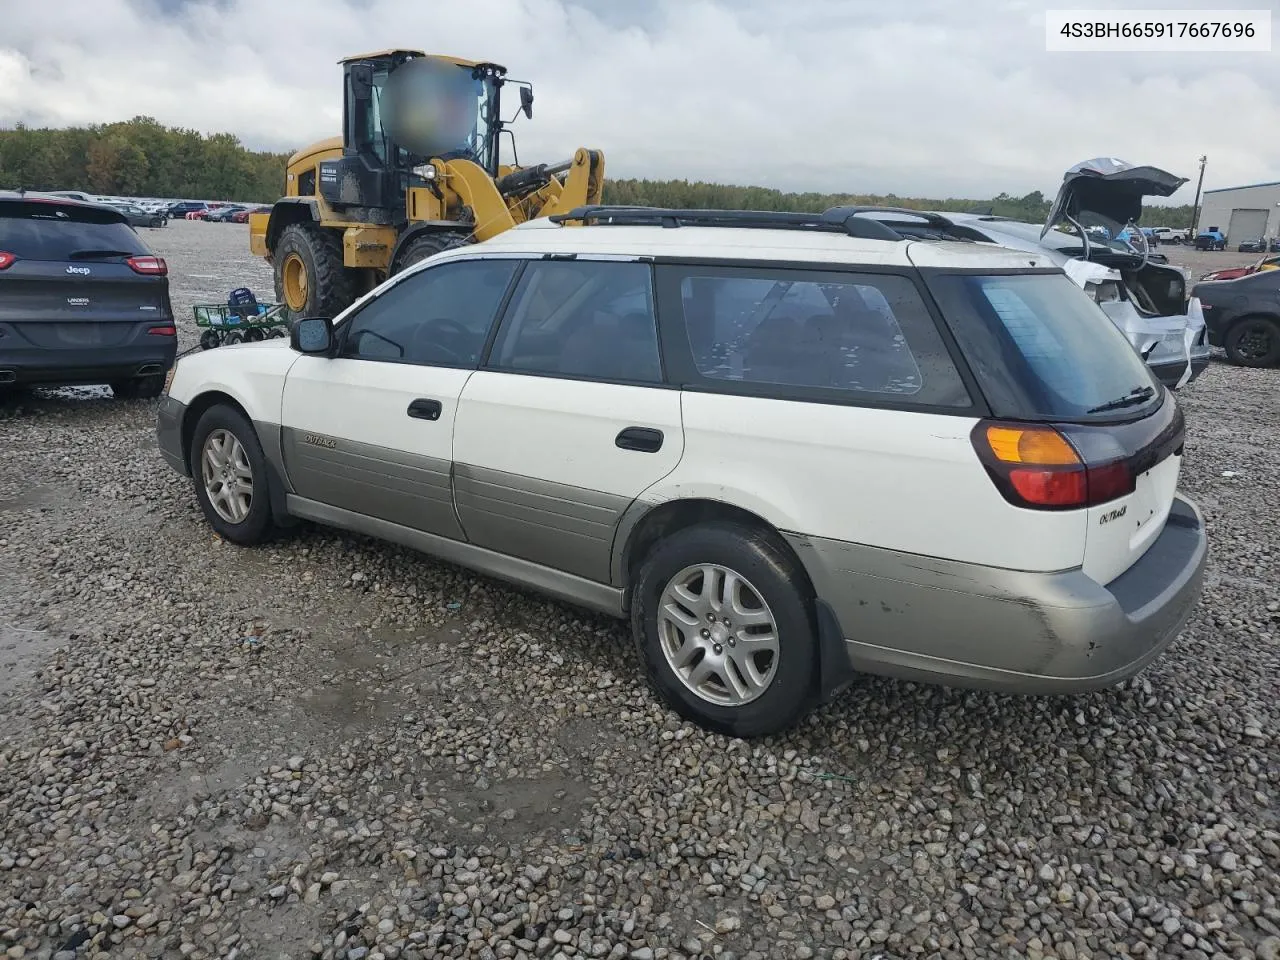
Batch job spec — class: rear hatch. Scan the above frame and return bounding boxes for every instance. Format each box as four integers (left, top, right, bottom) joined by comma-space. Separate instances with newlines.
0, 197, 172, 352
1042, 158, 1188, 243
923, 267, 1184, 585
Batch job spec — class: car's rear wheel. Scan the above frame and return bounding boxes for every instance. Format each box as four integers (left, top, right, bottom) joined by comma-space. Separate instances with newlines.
191, 405, 274, 545
631, 522, 818, 737
1224, 317, 1280, 367
110, 375, 164, 400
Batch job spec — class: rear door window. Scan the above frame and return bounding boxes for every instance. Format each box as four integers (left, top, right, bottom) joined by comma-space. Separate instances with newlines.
487, 260, 663, 384
0, 202, 148, 260
926, 271, 1161, 421
661, 266, 971, 407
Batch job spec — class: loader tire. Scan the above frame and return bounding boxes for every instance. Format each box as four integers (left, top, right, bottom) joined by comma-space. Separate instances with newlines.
274, 223, 354, 319
392, 231, 473, 275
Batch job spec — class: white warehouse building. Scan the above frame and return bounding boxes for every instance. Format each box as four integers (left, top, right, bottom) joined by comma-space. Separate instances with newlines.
1196, 181, 1280, 245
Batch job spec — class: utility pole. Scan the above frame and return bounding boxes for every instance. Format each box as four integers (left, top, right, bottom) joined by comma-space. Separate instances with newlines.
1189, 155, 1208, 234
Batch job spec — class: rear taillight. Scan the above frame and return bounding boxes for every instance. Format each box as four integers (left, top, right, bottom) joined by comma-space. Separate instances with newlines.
0, 251, 15, 270
126, 255, 167, 276
971, 421, 1135, 511
147, 324, 176, 336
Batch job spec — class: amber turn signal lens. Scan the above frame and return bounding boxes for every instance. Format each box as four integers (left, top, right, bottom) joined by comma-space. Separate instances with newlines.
984, 425, 1080, 466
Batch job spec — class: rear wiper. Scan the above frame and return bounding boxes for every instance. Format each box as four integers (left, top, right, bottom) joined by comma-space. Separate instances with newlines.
67, 249, 135, 259
1086, 385, 1156, 414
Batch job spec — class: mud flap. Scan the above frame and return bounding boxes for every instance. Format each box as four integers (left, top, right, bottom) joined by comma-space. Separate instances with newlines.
814, 598, 857, 703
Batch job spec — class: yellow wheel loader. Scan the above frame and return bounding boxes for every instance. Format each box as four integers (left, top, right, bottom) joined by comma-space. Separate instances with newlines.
248, 50, 605, 318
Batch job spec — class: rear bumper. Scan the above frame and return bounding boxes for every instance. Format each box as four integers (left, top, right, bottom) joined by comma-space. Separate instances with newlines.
1149, 353, 1211, 388
787, 495, 1206, 694
156, 395, 188, 476
0, 343, 176, 387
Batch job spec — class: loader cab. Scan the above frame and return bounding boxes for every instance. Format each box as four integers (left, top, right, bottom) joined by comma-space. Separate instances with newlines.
326, 50, 508, 224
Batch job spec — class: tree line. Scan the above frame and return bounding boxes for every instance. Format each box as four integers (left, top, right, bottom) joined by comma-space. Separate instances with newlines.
0, 117, 1196, 227
0, 118, 290, 201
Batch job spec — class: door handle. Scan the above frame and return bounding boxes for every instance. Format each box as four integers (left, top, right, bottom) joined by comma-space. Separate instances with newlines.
407, 398, 442, 421
615, 427, 664, 453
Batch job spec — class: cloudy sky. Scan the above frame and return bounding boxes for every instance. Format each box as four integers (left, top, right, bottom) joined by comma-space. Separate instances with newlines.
1, 0, 1276, 202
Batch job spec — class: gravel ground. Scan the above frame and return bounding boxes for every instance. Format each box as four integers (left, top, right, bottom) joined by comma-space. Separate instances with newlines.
0, 222, 1277, 960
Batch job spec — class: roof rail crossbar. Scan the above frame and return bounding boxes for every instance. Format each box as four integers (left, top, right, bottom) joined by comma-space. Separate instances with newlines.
821, 205, 956, 228
550, 205, 961, 242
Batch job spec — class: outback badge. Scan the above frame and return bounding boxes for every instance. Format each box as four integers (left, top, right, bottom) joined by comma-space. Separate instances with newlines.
1099, 505, 1128, 525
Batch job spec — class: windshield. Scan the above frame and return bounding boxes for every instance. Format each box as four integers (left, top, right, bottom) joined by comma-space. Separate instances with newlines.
381, 60, 501, 174
927, 272, 1162, 422
0, 202, 148, 260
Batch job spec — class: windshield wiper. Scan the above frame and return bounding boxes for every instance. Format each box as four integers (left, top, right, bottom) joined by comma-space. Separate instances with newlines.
68, 249, 135, 259
1086, 385, 1156, 414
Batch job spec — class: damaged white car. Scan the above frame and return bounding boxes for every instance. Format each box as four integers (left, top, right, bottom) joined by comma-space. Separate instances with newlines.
866, 159, 1210, 389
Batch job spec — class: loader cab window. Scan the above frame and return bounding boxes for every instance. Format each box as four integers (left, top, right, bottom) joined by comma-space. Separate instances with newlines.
347, 67, 391, 167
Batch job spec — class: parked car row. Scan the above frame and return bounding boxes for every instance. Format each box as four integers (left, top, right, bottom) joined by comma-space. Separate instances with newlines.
38, 191, 269, 226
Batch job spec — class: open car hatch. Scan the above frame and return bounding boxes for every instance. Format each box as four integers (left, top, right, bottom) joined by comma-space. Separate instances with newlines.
1042, 158, 1188, 240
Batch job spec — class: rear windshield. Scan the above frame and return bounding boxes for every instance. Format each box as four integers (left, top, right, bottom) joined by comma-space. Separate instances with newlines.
927, 272, 1162, 421
0, 202, 148, 261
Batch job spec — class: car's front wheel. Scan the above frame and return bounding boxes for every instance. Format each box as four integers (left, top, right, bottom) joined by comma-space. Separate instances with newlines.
631, 522, 818, 738
190, 405, 274, 545
1224, 317, 1280, 367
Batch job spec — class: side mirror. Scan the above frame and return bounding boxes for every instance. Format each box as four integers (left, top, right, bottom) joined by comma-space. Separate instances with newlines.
291, 317, 334, 355
520, 85, 534, 120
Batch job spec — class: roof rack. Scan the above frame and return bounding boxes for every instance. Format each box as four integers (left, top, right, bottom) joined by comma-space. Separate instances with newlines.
549, 205, 966, 242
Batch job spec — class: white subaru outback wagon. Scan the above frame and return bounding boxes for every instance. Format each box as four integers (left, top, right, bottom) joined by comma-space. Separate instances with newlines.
157, 205, 1207, 737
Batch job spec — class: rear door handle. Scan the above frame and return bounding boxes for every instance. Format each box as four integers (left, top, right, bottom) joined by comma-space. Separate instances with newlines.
407, 398, 442, 421
616, 426, 664, 452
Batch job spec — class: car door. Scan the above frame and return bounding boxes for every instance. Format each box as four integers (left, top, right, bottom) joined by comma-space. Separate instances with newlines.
279, 256, 520, 538
452, 257, 684, 583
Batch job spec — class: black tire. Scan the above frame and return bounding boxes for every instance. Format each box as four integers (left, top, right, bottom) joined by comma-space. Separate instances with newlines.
190, 405, 274, 545
224, 330, 243, 345
244, 328, 265, 342
109, 375, 164, 400
1224, 317, 1280, 367
273, 222, 354, 318
391, 231, 473, 275
630, 522, 818, 738
266, 327, 287, 339
199, 330, 221, 350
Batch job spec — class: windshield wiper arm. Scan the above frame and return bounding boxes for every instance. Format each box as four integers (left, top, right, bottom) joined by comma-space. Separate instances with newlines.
1086, 385, 1156, 414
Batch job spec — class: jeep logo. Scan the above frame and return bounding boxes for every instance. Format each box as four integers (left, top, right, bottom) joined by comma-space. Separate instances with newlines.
1099, 505, 1128, 525
302, 433, 337, 449
65, 265, 91, 276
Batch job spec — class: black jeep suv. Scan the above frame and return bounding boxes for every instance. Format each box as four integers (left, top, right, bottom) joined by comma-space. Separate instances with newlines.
0, 191, 176, 398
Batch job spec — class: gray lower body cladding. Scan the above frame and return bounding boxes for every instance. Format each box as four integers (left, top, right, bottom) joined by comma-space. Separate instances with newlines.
280, 427, 461, 540
452, 463, 628, 584
785, 495, 1206, 693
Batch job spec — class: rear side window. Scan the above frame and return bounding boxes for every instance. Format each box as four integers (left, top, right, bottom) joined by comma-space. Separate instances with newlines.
669, 267, 970, 407
927, 272, 1161, 421
488, 260, 663, 384
0, 203, 148, 260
